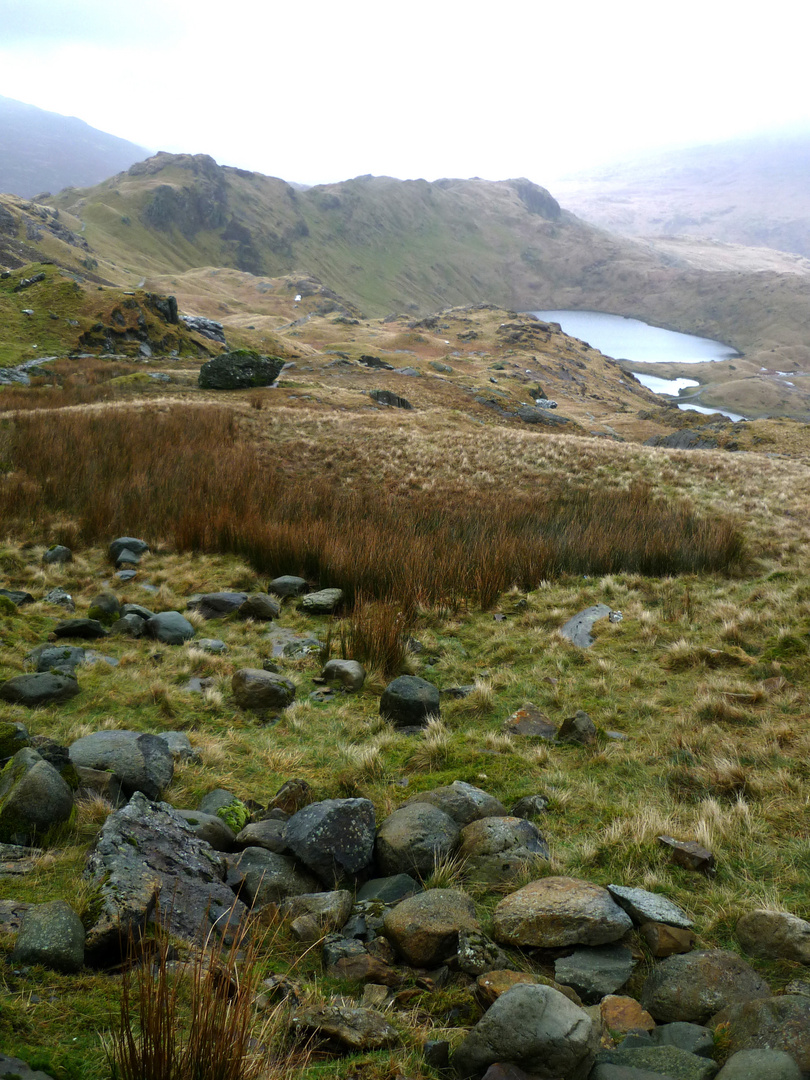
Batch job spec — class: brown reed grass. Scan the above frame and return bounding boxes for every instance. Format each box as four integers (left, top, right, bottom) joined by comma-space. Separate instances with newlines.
0, 405, 745, 610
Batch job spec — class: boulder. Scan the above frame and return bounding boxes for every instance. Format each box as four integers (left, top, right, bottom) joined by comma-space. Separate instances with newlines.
608, 884, 694, 929
641, 921, 697, 957
504, 704, 557, 739
406, 780, 506, 825
493, 877, 633, 949
187, 591, 248, 619
11, 900, 85, 972
321, 659, 366, 691
238, 593, 280, 620
0, 748, 74, 845
380, 675, 440, 729
458, 816, 550, 883
227, 847, 318, 907
108, 537, 149, 566
232, 668, 295, 711
383, 888, 479, 966
25, 648, 84, 673
198, 350, 284, 390
0, 588, 34, 606
87, 592, 121, 624
85, 793, 248, 959
145, 611, 195, 644
53, 618, 109, 639
641, 950, 771, 1024
356, 873, 421, 905
716, 1049, 802, 1080
0, 672, 80, 707
298, 588, 344, 615
592, 1045, 718, 1079
736, 909, 810, 965
69, 730, 174, 799
268, 575, 308, 597
452, 983, 597, 1080
554, 943, 636, 1004
284, 798, 376, 884
236, 818, 289, 853
376, 802, 460, 877
709, 996, 810, 1076
176, 811, 238, 852
111, 613, 147, 637
42, 544, 72, 565
121, 603, 156, 621
652, 1020, 714, 1056
291, 1004, 399, 1051
557, 710, 598, 745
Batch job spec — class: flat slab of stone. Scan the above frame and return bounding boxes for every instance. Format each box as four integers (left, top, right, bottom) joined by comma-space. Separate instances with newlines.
53, 618, 108, 639
0, 672, 79, 707
503, 703, 557, 739
0, 846, 42, 876
291, 1004, 399, 1050
560, 605, 612, 647
266, 628, 323, 658
608, 884, 694, 929
554, 943, 636, 1004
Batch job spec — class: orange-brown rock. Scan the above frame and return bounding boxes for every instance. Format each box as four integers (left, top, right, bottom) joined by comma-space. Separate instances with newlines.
600, 994, 655, 1034
492, 877, 633, 948
640, 921, 696, 957
383, 888, 479, 966
476, 968, 582, 1007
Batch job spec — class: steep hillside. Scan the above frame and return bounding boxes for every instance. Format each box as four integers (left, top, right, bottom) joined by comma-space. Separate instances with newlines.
0, 95, 149, 199
554, 131, 810, 257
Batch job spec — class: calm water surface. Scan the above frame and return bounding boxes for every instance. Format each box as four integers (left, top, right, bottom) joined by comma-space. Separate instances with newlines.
530, 310, 744, 420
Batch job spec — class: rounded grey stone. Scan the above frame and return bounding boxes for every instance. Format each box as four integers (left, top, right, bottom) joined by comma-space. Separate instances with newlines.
376, 802, 460, 877
232, 668, 295, 711
42, 545, 72, 565
238, 593, 280, 620
236, 819, 289, 854
641, 950, 771, 1024
407, 780, 506, 825
285, 798, 376, 883
554, 943, 636, 1004
69, 730, 174, 799
716, 1049, 801, 1080
11, 900, 85, 973
146, 611, 195, 644
228, 847, 318, 906
736, 909, 810, 965
269, 575, 308, 597
109, 537, 150, 564
0, 748, 74, 844
380, 675, 440, 728
321, 659, 366, 691
176, 810, 238, 852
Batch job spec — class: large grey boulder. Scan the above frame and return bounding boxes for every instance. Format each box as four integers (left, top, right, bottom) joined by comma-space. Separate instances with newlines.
11, 900, 85, 972
383, 888, 479, 966
716, 1049, 801, 1080
232, 668, 295, 711
85, 793, 248, 960
53, 618, 108, 639
42, 544, 72, 565
284, 798, 376, 884
380, 675, 440, 729
736, 909, 810, 965
188, 592, 248, 619
452, 983, 597, 1079
493, 877, 633, 948
198, 350, 284, 390
146, 611, 195, 644
227, 847, 318, 907
641, 950, 771, 1024
238, 593, 280, 620
69, 730, 174, 799
269, 575, 308, 597
0, 672, 79, 707
0, 748, 74, 845
458, 816, 550, 883
376, 802, 460, 877
321, 659, 366, 691
406, 780, 506, 825
109, 537, 150, 565
709, 996, 810, 1077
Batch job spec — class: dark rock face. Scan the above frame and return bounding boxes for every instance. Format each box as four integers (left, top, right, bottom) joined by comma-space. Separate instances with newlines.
380, 675, 440, 728
376, 802, 460, 877
188, 591, 248, 618
0, 672, 80, 707
516, 404, 572, 426
198, 350, 284, 389
85, 793, 247, 960
284, 798, 376, 884
645, 430, 719, 450
69, 730, 174, 799
108, 537, 150, 565
369, 389, 412, 409
53, 618, 109, 640
0, 588, 34, 606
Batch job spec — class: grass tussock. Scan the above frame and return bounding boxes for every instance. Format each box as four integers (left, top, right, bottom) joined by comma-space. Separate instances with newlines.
0, 406, 745, 610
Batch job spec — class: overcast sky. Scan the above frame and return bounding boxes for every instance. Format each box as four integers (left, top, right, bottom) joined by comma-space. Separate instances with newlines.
1, 0, 808, 188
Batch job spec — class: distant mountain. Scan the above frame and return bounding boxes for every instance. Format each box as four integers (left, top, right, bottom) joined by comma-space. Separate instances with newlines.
0, 95, 149, 198
553, 132, 810, 258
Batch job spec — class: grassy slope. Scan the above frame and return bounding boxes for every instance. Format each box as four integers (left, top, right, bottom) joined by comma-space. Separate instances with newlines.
0, 312, 808, 1077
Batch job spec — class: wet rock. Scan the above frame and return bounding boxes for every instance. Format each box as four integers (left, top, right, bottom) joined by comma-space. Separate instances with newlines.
356, 873, 421, 905
601, 994, 655, 1034
279, 890, 353, 936
85, 793, 248, 960
608, 884, 694, 929
0, 588, 34, 606
0, 1055, 57, 1080
284, 798, 376, 884
452, 983, 597, 1080
383, 888, 479, 966
652, 1021, 714, 1056
736, 909, 810, 965
369, 389, 412, 409
0, 672, 80, 707
195, 637, 227, 653
493, 877, 633, 949
26, 645, 86, 676
11, 900, 85, 972
560, 605, 612, 647
406, 780, 506, 825
641, 950, 771, 1024
376, 802, 459, 877
232, 669, 295, 711
380, 675, 440, 729
69, 730, 174, 800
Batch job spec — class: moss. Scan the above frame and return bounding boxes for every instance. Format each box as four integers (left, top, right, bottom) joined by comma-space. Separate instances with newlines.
0, 595, 17, 616
216, 799, 250, 832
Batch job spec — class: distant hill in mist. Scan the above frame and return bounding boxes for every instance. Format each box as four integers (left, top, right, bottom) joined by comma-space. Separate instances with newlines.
554, 131, 810, 258
0, 95, 149, 198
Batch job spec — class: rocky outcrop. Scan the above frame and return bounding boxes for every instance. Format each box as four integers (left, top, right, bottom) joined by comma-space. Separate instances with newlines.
198, 350, 284, 390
